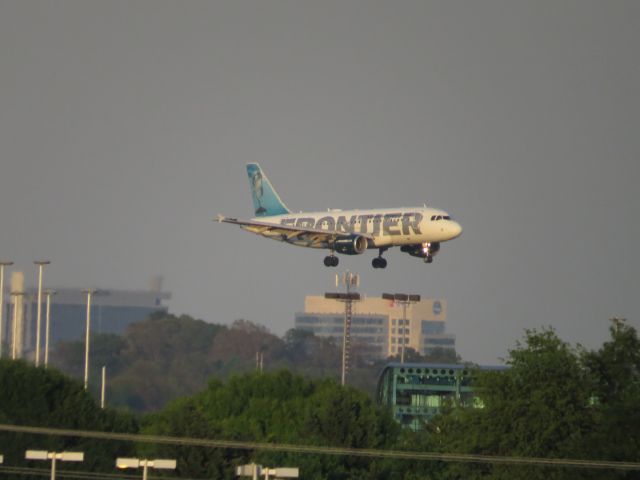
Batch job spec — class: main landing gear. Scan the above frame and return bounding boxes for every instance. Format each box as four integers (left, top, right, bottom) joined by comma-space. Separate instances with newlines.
372, 248, 388, 269
324, 255, 339, 267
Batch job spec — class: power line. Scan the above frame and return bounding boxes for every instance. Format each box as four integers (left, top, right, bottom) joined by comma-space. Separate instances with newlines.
1, 424, 639, 471
0, 465, 206, 480
0, 465, 137, 480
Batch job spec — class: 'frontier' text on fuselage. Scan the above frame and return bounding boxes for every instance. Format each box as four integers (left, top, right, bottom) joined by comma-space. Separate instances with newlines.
280, 212, 423, 236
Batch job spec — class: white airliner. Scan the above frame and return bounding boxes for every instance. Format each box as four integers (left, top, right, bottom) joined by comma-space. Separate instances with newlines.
217, 163, 462, 268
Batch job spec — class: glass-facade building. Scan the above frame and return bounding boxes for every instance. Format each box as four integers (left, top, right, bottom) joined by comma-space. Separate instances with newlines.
1, 280, 170, 358
377, 362, 508, 430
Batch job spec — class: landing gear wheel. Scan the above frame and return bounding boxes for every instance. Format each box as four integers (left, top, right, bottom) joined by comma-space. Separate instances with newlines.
424, 255, 433, 264
372, 257, 387, 269
324, 255, 339, 267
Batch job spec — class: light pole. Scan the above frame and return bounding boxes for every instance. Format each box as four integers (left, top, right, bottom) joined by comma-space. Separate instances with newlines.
382, 293, 421, 363
101, 365, 106, 408
325, 271, 361, 386
44, 289, 56, 368
10, 291, 26, 360
0, 261, 14, 358
236, 463, 299, 480
33, 260, 50, 366
25, 450, 84, 480
82, 289, 99, 391
116, 457, 176, 480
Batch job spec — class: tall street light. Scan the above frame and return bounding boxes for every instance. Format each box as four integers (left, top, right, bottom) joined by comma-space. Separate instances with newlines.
10, 291, 26, 360
116, 458, 176, 480
25, 450, 84, 480
82, 289, 100, 391
382, 293, 421, 363
44, 289, 57, 368
34, 260, 51, 367
325, 271, 361, 386
0, 261, 14, 358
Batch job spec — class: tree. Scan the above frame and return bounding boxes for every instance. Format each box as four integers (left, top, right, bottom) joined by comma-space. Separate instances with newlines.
581, 319, 640, 472
0, 359, 137, 479
142, 370, 400, 479
429, 328, 597, 480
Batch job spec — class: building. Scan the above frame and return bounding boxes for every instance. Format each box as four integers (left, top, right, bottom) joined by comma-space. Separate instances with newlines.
1, 274, 170, 358
377, 362, 508, 430
294, 295, 456, 361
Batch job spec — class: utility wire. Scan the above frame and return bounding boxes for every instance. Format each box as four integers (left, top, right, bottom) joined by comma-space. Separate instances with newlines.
1, 423, 639, 471
0, 465, 205, 480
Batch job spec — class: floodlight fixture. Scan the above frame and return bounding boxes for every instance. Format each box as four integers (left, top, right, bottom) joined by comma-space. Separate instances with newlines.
25, 450, 84, 480
236, 463, 299, 479
116, 457, 176, 480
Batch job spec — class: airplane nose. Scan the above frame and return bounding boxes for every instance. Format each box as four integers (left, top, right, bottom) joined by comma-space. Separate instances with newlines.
450, 221, 462, 238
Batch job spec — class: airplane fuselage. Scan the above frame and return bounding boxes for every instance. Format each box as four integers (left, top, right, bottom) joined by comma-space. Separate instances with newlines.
242, 207, 461, 249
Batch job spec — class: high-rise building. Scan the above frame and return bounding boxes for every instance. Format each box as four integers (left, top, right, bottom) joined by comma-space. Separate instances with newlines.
294, 295, 455, 361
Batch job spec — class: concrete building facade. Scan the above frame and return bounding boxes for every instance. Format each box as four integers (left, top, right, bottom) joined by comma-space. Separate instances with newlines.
294, 295, 456, 361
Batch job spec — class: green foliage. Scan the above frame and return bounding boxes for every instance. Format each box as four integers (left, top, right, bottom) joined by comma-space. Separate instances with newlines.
580, 319, 640, 475
2, 319, 640, 479
0, 359, 137, 479
141, 370, 400, 479
425, 325, 640, 480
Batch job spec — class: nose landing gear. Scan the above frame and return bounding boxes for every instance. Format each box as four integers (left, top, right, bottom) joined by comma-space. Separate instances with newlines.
422, 243, 436, 263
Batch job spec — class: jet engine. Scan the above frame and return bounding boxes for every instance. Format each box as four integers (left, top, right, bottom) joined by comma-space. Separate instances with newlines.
334, 235, 368, 255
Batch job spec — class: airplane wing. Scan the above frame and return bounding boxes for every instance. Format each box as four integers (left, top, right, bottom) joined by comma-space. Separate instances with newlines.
216, 215, 373, 249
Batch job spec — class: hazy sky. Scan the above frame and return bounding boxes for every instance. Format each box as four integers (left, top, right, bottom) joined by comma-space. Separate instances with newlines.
1, 1, 638, 364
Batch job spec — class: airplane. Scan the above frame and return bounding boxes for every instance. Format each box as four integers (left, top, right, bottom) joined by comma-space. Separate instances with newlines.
217, 163, 462, 268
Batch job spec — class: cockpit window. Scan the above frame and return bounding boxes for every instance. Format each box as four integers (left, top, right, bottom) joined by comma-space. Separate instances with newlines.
431, 215, 452, 221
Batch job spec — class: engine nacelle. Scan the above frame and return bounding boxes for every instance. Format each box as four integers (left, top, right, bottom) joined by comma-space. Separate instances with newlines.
334, 235, 368, 255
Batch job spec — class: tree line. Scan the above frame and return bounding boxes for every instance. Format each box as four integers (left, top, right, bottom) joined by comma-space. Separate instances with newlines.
1, 318, 638, 479
49, 313, 458, 411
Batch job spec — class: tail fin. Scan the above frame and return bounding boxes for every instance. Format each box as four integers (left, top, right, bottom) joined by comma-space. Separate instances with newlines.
246, 163, 290, 217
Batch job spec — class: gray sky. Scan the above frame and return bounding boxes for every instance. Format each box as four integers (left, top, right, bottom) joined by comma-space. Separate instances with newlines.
1, 1, 638, 364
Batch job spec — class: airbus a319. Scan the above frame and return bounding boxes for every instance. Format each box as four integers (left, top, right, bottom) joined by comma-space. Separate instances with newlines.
217, 164, 462, 268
